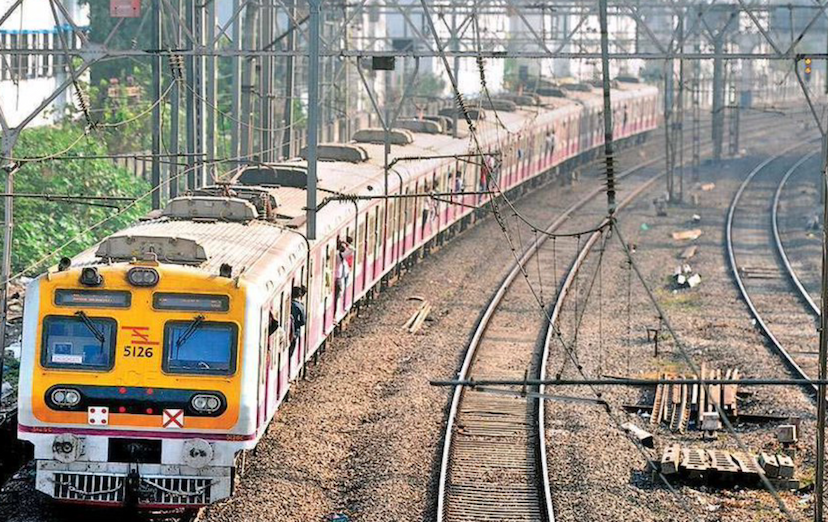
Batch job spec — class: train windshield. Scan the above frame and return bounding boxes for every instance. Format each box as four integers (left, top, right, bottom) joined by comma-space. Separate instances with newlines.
163, 320, 237, 375
41, 315, 116, 370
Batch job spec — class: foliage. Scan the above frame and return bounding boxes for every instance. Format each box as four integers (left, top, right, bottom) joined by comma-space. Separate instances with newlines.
2, 357, 19, 390
6, 124, 150, 274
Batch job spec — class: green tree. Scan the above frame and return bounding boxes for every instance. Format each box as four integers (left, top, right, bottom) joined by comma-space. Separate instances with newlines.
6, 124, 150, 274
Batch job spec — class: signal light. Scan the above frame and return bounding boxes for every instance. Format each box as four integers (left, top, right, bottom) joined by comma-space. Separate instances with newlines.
806, 57, 812, 65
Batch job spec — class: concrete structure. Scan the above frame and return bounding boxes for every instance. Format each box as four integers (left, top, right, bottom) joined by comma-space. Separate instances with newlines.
0, 0, 88, 128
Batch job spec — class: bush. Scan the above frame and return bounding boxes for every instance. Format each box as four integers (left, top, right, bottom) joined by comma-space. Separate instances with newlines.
6, 124, 150, 275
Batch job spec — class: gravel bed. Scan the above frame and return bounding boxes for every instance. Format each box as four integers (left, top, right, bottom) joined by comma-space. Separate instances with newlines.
199, 142, 660, 522
544, 117, 819, 521
1, 110, 813, 522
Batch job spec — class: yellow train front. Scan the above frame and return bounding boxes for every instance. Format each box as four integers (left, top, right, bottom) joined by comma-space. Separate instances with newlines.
16, 234, 263, 507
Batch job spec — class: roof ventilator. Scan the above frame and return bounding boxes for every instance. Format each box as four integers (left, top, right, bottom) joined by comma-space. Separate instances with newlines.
423, 115, 453, 133
299, 143, 369, 163
192, 186, 278, 218
163, 196, 259, 222
234, 164, 308, 189
438, 107, 486, 121
479, 98, 517, 112
96, 236, 208, 265
536, 87, 567, 98
395, 119, 443, 134
352, 128, 415, 145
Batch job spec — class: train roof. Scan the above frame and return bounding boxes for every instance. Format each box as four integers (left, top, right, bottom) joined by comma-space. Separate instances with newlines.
66, 81, 658, 289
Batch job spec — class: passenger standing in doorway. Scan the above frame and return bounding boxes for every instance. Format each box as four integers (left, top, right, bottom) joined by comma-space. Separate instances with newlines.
335, 240, 352, 317
289, 285, 307, 359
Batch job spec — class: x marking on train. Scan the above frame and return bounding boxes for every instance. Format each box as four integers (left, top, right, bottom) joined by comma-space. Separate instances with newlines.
163, 409, 184, 429
121, 326, 159, 345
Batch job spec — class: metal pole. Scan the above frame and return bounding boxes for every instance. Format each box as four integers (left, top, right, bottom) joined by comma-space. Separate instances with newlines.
205, 0, 216, 181
260, 0, 273, 162
663, 59, 674, 201
230, 0, 242, 162
451, 12, 460, 139
0, 159, 15, 391
169, 0, 181, 199
151, 0, 162, 209
185, 0, 196, 190
240, 3, 258, 162
598, 0, 616, 212
816, 131, 828, 522
282, 0, 296, 159
306, 0, 321, 241
712, 34, 724, 162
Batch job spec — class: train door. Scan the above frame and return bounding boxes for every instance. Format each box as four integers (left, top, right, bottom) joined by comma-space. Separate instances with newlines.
323, 243, 335, 332
266, 300, 279, 413
257, 307, 268, 429
279, 289, 290, 398
356, 214, 366, 295
376, 205, 385, 278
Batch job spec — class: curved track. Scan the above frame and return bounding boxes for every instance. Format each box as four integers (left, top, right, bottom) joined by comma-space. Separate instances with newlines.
437, 109, 816, 522
436, 159, 666, 522
772, 151, 821, 316
726, 142, 821, 394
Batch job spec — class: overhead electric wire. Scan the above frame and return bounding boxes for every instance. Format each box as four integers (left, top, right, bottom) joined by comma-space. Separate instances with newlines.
419, 0, 694, 512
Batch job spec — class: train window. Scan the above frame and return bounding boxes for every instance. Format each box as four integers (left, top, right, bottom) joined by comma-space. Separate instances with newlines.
41, 315, 117, 371
162, 320, 238, 375
55, 289, 131, 309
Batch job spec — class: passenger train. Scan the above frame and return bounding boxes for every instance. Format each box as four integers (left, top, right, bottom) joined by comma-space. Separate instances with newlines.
17, 79, 659, 507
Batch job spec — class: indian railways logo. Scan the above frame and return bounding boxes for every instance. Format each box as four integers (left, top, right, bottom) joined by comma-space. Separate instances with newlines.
121, 326, 159, 345
121, 326, 158, 359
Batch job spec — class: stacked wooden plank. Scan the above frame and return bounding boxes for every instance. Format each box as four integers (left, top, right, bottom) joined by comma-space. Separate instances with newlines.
650, 365, 739, 433
660, 445, 799, 489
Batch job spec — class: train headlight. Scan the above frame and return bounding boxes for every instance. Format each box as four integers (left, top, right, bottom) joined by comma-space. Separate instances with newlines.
190, 393, 222, 414
127, 267, 159, 287
50, 387, 81, 408
80, 267, 103, 287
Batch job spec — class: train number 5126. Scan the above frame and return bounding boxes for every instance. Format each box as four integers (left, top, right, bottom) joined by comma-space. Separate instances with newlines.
123, 345, 154, 358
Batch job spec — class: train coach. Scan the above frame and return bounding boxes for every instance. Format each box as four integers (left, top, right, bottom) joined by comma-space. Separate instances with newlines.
16, 80, 659, 508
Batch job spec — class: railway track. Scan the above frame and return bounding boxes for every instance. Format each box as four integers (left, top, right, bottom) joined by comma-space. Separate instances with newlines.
0, 108, 810, 522
772, 150, 821, 316
726, 142, 821, 394
436, 161, 666, 522
437, 109, 814, 522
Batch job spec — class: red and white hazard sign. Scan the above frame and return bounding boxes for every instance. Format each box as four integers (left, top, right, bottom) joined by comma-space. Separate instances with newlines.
162, 409, 184, 429
110, 0, 140, 18
88, 406, 109, 426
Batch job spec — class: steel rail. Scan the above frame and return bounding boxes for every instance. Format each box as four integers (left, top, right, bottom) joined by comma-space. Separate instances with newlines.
725, 141, 821, 395
537, 167, 665, 521
437, 109, 812, 522
772, 151, 821, 316
435, 149, 668, 522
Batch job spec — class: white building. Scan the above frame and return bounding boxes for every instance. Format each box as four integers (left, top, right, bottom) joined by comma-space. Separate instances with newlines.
0, 0, 89, 128
386, 0, 507, 99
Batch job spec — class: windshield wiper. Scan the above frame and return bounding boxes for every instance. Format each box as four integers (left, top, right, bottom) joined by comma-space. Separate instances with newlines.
175, 314, 205, 349
74, 311, 105, 344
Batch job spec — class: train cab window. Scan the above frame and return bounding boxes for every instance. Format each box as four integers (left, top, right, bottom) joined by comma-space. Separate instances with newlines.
163, 320, 238, 375
41, 315, 116, 370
